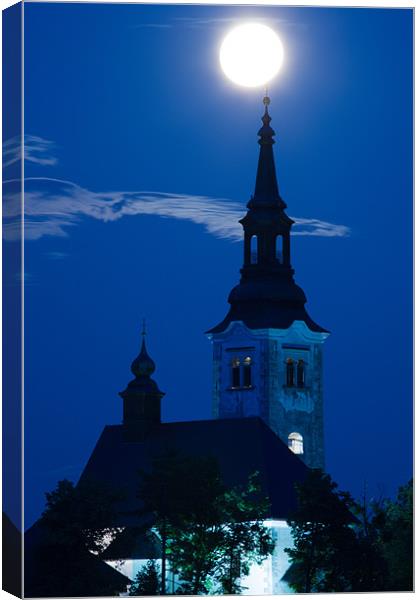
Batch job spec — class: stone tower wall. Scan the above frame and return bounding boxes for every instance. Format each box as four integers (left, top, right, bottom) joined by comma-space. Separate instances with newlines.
209, 320, 328, 469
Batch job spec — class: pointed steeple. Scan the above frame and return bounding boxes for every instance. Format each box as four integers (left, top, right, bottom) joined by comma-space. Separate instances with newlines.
119, 322, 164, 439
249, 96, 286, 210
207, 97, 327, 335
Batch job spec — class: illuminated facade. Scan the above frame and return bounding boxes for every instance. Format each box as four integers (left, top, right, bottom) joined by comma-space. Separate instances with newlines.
208, 97, 329, 469
104, 520, 294, 596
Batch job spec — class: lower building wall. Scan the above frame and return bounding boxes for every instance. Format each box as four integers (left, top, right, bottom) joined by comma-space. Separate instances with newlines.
105, 558, 150, 583
105, 520, 293, 595
241, 520, 293, 595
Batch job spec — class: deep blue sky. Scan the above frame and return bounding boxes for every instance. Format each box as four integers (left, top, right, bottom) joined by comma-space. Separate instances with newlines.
17, 4, 412, 527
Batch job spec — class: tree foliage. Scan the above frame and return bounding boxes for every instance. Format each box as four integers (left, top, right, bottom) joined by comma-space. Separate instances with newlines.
370, 479, 413, 591
284, 470, 413, 593
138, 451, 274, 594
284, 469, 358, 593
40, 478, 122, 553
26, 478, 128, 597
129, 560, 161, 596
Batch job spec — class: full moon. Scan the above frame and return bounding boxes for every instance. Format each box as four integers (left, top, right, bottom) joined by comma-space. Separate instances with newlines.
219, 23, 284, 88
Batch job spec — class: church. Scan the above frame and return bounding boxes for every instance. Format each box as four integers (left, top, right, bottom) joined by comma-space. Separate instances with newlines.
27, 97, 329, 596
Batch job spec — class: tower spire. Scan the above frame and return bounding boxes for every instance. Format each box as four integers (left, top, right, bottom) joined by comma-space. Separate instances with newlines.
120, 322, 164, 439
249, 95, 286, 210
207, 96, 327, 336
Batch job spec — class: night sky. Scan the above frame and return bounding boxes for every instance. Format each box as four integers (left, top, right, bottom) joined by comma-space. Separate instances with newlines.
12, 3, 413, 528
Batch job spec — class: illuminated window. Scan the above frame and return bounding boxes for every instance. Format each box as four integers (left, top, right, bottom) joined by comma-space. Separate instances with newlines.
231, 357, 240, 388
297, 359, 305, 388
250, 235, 258, 264
288, 432, 304, 455
286, 358, 295, 387
243, 356, 252, 387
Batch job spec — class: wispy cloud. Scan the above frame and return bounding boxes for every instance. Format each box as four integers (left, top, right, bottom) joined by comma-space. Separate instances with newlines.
3, 135, 58, 169
131, 22, 173, 29
11, 271, 36, 287
3, 177, 350, 242
174, 16, 304, 29
291, 218, 350, 238
132, 15, 307, 31
44, 251, 70, 260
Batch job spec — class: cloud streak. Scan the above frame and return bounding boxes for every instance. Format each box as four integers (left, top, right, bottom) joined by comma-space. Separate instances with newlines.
174, 16, 305, 29
132, 16, 307, 31
3, 135, 58, 169
3, 177, 350, 242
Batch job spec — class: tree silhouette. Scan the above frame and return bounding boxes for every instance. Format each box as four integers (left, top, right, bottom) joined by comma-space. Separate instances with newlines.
284, 469, 359, 592
129, 560, 160, 596
138, 451, 274, 594
25, 479, 128, 597
283, 471, 413, 593
371, 479, 413, 591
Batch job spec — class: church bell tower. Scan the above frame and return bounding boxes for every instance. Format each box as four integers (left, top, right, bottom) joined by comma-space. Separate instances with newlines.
207, 97, 329, 469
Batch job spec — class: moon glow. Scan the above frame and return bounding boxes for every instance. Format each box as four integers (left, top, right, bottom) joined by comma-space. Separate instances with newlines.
219, 23, 284, 88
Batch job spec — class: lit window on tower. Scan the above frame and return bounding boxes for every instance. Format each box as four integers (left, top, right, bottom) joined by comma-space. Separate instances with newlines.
231, 357, 241, 388
288, 432, 304, 455
286, 358, 295, 387
250, 235, 258, 264
243, 356, 252, 387
297, 359, 305, 388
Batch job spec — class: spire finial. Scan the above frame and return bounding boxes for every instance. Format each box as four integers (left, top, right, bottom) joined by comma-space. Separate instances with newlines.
142, 318, 146, 338
259, 94, 273, 138
263, 91, 271, 116
263, 89, 270, 105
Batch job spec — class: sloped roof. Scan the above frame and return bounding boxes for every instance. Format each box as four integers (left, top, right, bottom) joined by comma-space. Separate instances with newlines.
102, 527, 161, 560
24, 521, 131, 597
207, 297, 328, 334
78, 416, 308, 525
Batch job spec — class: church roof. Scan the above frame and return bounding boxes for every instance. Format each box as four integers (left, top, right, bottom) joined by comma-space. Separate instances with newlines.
207, 293, 328, 334
78, 416, 308, 524
102, 527, 161, 561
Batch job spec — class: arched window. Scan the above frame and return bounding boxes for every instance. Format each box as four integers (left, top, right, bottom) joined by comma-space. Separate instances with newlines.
297, 359, 305, 388
276, 235, 283, 264
243, 356, 252, 387
288, 432, 304, 455
250, 235, 258, 264
286, 358, 295, 387
231, 357, 240, 388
